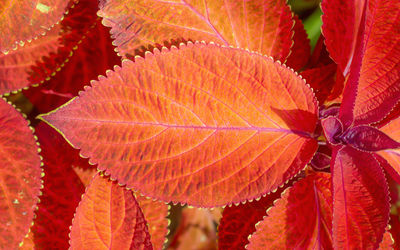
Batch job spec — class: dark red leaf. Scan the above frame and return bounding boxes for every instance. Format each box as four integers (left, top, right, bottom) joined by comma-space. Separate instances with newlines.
32, 122, 86, 249
285, 15, 310, 71
218, 180, 294, 249
332, 146, 390, 249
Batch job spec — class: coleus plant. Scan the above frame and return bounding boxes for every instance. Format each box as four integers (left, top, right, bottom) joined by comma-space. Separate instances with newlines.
0, 0, 399, 249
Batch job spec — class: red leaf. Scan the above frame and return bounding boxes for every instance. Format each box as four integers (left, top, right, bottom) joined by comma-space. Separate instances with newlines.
300, 63, 337, 104
247, 172, 333, 249
98, 0, 294, 61
0, 99, 42, 248
321, 116, 343, 146
31, 123, 86, 249
377, 117, 400, 181
332, 146, 390, 249
0, 0, 103, 95
285, 15, 311, 71
321, 0, 366, 75
135, 196, 169, 250
23, 14, 121, 113
0, 0, 71, 53
39, 42, 318, 207
218, 180, 294, 249
325, 0, 400, 126
69, 174, 153, 249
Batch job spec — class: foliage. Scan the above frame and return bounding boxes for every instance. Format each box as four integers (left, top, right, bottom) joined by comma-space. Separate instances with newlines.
0, 0, 399, 249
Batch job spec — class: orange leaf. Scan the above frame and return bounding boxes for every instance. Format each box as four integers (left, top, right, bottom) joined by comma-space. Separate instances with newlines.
247, 172, 333, 249
0, 99, 42, 248
98, 0, 293, 60
72, 167, 169, 250
69, 174, 152, 249
39, 42, 318, 207
0, 0, 71, 54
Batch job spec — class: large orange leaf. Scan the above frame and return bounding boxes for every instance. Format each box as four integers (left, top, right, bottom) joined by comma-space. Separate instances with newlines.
39, 42, 318, 207
332, 146, 390, 249
0, 99, 42, 248
247, 172, 333, 249
69, 173, 152, 249
98, 0, 293, 60
0, 0, 72, 54
324, 0, 400, 126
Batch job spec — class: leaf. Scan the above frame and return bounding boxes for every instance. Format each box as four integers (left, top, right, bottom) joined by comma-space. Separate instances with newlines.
341, 125, 400, 152
0, 0, 105, 95
377, 117, 400, 181
285, 15, 311, 71
69, 173, 153, 250
321, 116, 343, 145
135, 195, 169, 250
332, 146, 390, 249
31, 123, 86, 249
72, 167, 169, 250
378, 231, 394, 249
300, 63, 338, 104
0, 99, 42, 248
247, 172, 333, 249
24, 9, 121, 113
98, 0, 294, 61
0, 23, 61, 94
39, 42, 318, 207
325, 0, 400, 126
0, 0, 72, 54
218, 180, 294, 249
321, 0, 366, 75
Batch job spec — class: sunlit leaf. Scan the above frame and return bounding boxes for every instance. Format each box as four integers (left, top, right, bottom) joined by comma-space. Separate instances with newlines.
24, 9, 121, 113
247, 172, 333, 249
135, 195, 169, 250
31, 123, 85, 249
332, 146, 390, 249
324, 0, 400, 126
98, 0, 294, 60
0, 99, 42, 248
39, 42, 318, 207
0, 0, 71, 54
69, 174, 152, 249
0, 0, 104, 95
377, 117, 400, 182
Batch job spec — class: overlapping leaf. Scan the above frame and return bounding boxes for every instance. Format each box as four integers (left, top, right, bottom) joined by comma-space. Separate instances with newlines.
285, 15, 311, 71
24, 11, 121, 113
247, 172, 333, 249
323, 0, 400, 125
98, 0, 294, 61
69, 174, 152, 249
218, 180, 293, 249
0, 0, 71, 53
0, 0, 104, 94
39, 42, 318, 207
332, 146, 390, 249
72, 167, 169, 250
0, 99, 42, 249
378, 117, 400, 182
31, 123, 86, 249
